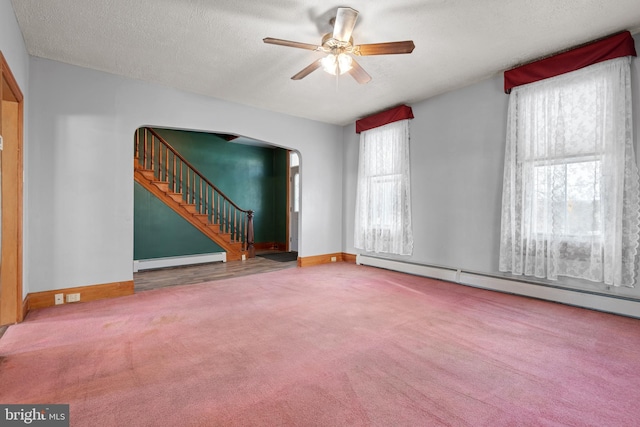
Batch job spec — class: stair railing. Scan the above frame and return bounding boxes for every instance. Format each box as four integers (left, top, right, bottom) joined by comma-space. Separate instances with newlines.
134, 127, 254, 256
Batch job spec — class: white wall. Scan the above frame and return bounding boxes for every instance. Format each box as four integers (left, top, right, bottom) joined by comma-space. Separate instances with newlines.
1, 0, 29, 298
0, 0, 28, 90
342, 75, 507, 270
11, 0, 640, 302
409, 75, 507, 272
27, 57, 343, 293
343, 34, 640, 302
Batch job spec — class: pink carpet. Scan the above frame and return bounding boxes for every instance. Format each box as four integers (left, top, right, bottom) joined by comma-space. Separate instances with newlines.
1, 263, 640, 426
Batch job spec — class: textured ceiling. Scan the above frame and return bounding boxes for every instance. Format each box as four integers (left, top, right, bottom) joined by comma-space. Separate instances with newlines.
10, 0, 640, 125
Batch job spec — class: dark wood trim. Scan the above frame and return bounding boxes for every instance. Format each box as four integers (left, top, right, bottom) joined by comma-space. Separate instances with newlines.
213, 133, 239, 142
254, 242, 288, 251
27, 280, 135, 311
246, 210, 255, 258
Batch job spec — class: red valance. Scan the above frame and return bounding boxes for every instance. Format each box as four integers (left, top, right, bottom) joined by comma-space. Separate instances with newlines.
355, 105, 414, 134
504, 31, 636, 93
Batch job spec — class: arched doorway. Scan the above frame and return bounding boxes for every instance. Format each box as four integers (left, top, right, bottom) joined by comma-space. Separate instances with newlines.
133, 127, 300, 277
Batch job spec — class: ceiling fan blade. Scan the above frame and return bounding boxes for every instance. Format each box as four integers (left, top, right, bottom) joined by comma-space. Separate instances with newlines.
355, 41, 415, 56
332, 7, 359, 42
291, 59, 323, 80
348, 59, 372, 84
263, 37, 320, 51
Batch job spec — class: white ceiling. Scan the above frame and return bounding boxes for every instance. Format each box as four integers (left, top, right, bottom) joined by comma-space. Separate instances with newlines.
10, 0, 640, 125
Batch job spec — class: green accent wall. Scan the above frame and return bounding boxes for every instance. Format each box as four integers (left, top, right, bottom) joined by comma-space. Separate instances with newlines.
134, 128, 288, 260
134, 182, 224, 259
273, 148, 288, 236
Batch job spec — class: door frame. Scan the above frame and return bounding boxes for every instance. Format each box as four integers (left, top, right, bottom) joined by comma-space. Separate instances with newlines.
286, 151, 300, 253
286, 151, 291, 251
0, 51, 24, 325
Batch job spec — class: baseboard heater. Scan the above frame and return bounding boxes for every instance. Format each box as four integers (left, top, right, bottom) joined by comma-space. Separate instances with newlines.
133, 252, 226, 272
356, 254, 640, 319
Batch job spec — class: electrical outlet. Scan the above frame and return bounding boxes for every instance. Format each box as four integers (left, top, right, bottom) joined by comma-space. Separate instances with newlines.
66, 293, 81, 303
331, 256, 337, 262
55, 293, 64, 305
242, 254, 246, 261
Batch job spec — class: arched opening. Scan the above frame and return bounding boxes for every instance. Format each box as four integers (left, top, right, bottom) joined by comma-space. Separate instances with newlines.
132, 127, 300, 289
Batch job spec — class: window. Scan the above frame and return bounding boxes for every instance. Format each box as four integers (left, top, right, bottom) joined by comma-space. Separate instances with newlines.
532, 157, 602, 237
368, 174, 402, 229
499, 57, 640, 287
354, 120, 413, 255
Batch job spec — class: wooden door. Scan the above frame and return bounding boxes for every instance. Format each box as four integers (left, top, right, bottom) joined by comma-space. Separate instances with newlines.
0, 52, 24, 326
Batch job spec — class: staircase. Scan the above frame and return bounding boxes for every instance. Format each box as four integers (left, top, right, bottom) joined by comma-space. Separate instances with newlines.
134, 127, 254, 261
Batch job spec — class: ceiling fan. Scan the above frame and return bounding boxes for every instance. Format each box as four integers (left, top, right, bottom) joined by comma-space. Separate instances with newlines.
263, 7, 415, 84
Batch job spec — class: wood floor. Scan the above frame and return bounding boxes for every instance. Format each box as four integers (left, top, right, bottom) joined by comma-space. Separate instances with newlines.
133, 251, 298, 292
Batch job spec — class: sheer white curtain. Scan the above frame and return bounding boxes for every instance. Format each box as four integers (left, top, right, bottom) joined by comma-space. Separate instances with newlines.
499, 57, 640, 287
354, 120, 413, 255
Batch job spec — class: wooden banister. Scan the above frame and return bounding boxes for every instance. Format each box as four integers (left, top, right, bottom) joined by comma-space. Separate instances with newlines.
135, 127, 255, 256
142, 128, 246, 211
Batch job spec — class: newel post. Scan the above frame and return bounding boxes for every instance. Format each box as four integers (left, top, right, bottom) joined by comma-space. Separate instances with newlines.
247, 210, 255, 258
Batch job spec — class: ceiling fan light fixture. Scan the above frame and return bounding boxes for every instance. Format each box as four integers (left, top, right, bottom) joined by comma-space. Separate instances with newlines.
321, 53, 353, 75
263, 7, 414, 84
337, 53, 353, 73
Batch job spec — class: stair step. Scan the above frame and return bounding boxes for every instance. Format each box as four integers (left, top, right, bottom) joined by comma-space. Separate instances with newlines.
207, 224, 221, 234
138, 168, 155, 180
181, 203, 197, 214
207, 226, 228, 237
133, 162, 155, 177
168, 192, 184, 203
193, 214, 209, 223
134, 139, 250, 261
153, 181, 170, 192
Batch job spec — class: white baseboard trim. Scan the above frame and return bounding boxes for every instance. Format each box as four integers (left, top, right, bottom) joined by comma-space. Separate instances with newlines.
134, 252, 226, 272
356, 254, 640, 318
